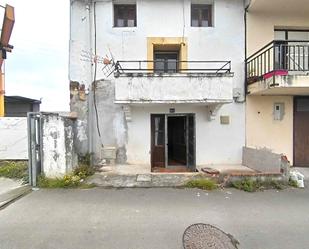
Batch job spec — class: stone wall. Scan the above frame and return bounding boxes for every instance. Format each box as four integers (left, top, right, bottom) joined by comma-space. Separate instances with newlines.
242, 146, 290, 174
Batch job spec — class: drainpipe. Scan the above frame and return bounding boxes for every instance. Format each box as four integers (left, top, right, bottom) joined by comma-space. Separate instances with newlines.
244, 1, 249, 100
244, 0, 250, 149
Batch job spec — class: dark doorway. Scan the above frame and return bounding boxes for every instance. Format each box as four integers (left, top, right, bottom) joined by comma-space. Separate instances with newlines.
151, 114, 195, 172
168, 116, 187, 166
294, 97, 309, 167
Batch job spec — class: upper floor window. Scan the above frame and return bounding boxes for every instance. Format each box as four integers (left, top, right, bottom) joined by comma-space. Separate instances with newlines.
191, 4, 212, 27
114, 4, 136, 27
274, 29, 309, 40
154, 51, 179, 73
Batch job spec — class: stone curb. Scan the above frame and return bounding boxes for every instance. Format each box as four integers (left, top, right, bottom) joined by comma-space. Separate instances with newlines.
87, 172, 288, 188
0, 185, 32, 210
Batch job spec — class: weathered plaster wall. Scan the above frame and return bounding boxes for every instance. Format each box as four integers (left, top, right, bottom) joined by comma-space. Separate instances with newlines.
41, 114, 78, 178
243, 146, 282, 173
246, 95, 293, 163
70, 83, 89, 155
127, 103, 245, 166
89, 80, 127, 164
0, 117, 28, 160
115, 74, 234, 103
70, 0, 246, 165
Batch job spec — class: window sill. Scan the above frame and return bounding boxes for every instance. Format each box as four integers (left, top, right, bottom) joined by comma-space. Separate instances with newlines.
112, 26, 137, 28
190, 26, 214, 28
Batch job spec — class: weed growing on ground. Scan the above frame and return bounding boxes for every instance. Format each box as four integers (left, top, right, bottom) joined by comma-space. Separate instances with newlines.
73, 164, 95, 179
185, 178, 218, 190
288, 179, 298, 188
38, 157, 96, 189
232, 178, 287, 192
232, 178, 259, 192
0, 161, 28, 181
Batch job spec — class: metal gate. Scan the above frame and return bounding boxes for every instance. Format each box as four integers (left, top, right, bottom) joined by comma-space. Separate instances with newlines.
27, 113, 43, 186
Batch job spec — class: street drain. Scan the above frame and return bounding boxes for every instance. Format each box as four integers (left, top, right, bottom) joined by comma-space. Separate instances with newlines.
183, 223, 239, 249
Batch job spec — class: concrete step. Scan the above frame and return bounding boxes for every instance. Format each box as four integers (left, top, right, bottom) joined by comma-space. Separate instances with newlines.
86, 173, 208, 188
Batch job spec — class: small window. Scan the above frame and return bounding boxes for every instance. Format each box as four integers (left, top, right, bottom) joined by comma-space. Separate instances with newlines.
114, 4, 136, 27
154, 51, 179, 73
191, 4, 212, 27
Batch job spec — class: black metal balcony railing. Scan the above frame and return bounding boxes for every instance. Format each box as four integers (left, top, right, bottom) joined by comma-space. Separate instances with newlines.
114, 60, 231, 74
246, 40, 309, 84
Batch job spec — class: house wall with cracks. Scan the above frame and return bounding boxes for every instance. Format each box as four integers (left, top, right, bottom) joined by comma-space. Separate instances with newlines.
69, 0, 246, 167
41, 113, 78, 178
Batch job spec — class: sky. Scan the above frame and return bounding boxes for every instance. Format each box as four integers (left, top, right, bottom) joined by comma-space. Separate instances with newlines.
2, 0, 70, 111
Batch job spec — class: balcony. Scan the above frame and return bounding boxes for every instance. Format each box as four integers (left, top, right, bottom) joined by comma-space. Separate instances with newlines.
246, 40, 309, 95
113, 60, 234, 104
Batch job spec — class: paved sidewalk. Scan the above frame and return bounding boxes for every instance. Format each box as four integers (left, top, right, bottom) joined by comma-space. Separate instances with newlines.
0, 177, 31, 208
0, 187, 309, 249
0, 177, 22, 196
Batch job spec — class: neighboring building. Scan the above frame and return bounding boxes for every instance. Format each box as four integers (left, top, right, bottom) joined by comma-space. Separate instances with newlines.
69, 0, 246, 172
246, 0, 309, 166
4, 95, 41, 117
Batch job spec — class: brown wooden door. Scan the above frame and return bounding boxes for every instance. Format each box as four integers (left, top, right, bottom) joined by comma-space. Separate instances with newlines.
294, 97, 309, 167
151, 114, 165, 168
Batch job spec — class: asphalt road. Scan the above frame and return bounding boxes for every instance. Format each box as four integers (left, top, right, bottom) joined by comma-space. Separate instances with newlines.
0, 187, 309, 249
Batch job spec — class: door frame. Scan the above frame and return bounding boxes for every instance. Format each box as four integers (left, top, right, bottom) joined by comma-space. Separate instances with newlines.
150, 113, 196, 170
150, 114, 166, 169
293, 96, 309, 167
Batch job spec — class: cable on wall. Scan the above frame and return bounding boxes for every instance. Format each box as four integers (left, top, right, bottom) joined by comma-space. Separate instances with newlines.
93, 1, 104, 147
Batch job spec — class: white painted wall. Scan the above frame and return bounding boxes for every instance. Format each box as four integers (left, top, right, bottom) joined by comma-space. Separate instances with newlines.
70, 0, 246, 166
42, 115, 67, 177
36, 113, 78, 178
127, 103, 245, 165
0, 118, 28, 160
69, 0, 93, 86
115, 74, 234, 103
70, 0, 245, 91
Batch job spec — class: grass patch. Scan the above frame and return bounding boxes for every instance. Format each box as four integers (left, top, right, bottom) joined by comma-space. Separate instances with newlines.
185, 178, 218, 190
38, 162, 96, 189
232, 178, 259, 192
232, 178, 286, 192
269, 180, 285, 190
289, 179, 298, 188
0, 161, 28, 181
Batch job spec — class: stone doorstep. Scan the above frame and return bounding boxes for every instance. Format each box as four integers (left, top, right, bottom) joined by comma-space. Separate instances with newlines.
225, 172, 283, 177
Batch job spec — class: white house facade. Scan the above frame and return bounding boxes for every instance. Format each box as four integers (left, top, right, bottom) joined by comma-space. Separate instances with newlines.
69, 0, 246, 172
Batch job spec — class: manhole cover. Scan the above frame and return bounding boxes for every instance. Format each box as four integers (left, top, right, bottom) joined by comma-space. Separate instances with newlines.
183, 223, 239, 249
